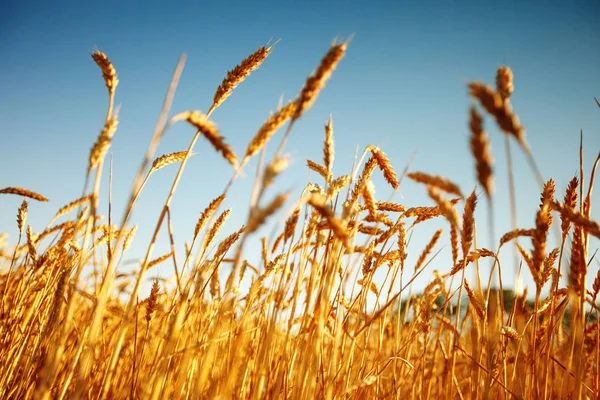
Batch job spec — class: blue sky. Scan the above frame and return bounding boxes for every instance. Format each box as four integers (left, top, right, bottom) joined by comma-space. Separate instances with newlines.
1, 1, 599, 296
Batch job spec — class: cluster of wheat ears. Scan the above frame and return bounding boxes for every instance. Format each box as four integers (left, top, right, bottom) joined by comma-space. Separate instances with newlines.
0, 39, 599, 399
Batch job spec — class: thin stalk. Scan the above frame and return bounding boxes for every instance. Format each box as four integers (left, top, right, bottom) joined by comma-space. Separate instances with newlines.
504, 135, 521, 295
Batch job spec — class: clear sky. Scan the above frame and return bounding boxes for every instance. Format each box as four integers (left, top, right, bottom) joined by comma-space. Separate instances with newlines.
1, 1, 599, 296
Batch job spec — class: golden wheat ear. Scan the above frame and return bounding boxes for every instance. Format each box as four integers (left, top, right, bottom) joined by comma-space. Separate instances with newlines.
88, 115, 119, 173
145, 279, 160, 323
91, 49, 118, 98
406, 171, 463, 198
174, 110, 238, 168
496, 65, 514, 102
366, 145, 400, 191
0, 187, 48, 202
469, 107, 494, 199
323, 115, 334, 182
468, 82, 528, 151
293, 39, 349, 121
149, 151, 194, 174
244, 101, 297, 163
211, 43, 274, 113
16, 200, 28, 236
193, 194, 227, 242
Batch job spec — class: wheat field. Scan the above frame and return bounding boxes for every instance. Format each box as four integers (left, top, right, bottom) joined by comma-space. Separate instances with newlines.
1, 40, 599, 399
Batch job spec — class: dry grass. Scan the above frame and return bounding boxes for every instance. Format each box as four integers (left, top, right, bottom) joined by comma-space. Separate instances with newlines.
0, 40, 599, 400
